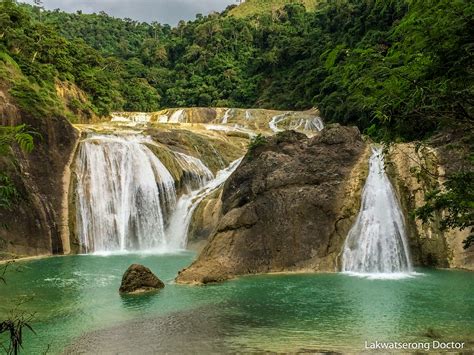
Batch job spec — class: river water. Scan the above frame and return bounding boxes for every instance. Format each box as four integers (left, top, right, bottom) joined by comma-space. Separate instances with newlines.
0, 253, 472, 353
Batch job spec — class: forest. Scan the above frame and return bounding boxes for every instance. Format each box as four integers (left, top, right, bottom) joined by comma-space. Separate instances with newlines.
0, 0, 471, 139
0, 1, 473, 353
0, 0, 473, 239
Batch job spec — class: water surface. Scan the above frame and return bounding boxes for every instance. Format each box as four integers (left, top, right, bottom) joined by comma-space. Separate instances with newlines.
0, 254, 473, 353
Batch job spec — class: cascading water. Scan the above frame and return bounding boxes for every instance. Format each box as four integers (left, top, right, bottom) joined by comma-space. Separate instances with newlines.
111, 112, 152, 123
269, 113, 324, 133
173, 151, 214, 192
304, 117, 324, 131
166, 158, 243, 249
342, 148, 413, 277
75, 135, 177, 253
74, 133, 240, 254
169, 109, 185, 123
221, 109, 232, 124
269, 112, 289, 132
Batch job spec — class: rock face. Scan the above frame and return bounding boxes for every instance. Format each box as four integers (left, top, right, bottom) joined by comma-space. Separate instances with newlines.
176, 125, 369, 284
0, 89, 78, 259
119, 264, 165, 294
388, 133, 474, 270
188, 188, 223, 247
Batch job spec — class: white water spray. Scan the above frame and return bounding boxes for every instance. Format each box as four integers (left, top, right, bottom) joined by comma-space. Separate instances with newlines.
169, 109, 185, 123
111, 112, 153, 123
75, 135, 176, 253
166, 158, 243, 249
269, 112, 289, 132
221, 109, 232, 124
342, 148, 413, 276
173, 151, 214, 192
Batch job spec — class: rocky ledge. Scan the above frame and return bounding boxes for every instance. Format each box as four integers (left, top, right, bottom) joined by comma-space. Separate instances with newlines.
176, 125, 370, 284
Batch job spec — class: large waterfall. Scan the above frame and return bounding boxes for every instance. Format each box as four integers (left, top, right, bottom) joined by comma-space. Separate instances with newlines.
75, 135, 177, 253
342, 148, 413, 276
74, 134, 226, 254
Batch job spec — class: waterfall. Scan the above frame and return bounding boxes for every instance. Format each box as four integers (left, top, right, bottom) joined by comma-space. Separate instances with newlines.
269, 112, 289, 132
166, 158, 243, 249
111, 112, 152, 123
169, 109, 185, 123
74, 134, 238, 254
342, 148, 413, 277
158, 115, 169, 123
221, 109, 232, 124
303, 117, 324, 131
173, 151, 214, 192
75, 135, 177, 253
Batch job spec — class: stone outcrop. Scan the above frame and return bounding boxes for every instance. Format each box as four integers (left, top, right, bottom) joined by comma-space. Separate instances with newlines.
388, 133, 474, 270
187, 188, 223, 249
176, 125, 369, 284
0, 88, 78, 259
119, 264, 165, 294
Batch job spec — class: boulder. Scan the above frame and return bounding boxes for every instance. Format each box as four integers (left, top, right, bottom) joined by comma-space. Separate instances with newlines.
176, 125, 370, 284
119, 264, 165, 294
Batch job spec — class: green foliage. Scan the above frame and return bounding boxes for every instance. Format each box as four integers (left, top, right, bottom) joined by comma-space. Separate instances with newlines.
415, 172, 474, 249
0, 125, 37, 209
0, 263, 35, 355
247, 134, 268, 160
0, 314, 35, 355
4, 0, 469, 139
1, 0, 472, 243
0, 125, 37, 155
0, 174, 18, 210
228, 0, 319, 18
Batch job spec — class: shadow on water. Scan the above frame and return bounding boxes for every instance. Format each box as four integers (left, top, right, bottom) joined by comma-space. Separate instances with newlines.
120, 290, 161, 310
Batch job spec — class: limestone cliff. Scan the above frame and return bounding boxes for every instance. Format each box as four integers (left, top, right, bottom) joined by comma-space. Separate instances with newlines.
388, 135, 473, 270
176, 125, 369, 284
0, 89, 78, 259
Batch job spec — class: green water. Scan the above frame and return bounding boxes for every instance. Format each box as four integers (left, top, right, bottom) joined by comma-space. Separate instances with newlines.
0, 253, 473, 353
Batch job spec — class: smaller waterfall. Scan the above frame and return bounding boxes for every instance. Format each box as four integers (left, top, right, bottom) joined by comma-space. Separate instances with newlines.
342, 148, 413, 277
169, 109, 185, 123
111, 112, 152, 123
173, 152, 214, 192
269, 112, 289, 132
287, 117, 324, 132
158, 115, 169, 123
75, 135, 177, 253
166, 158, 243, 249
245, 110, 252, 120
221, 109, 232, 124
304, 117, 324, 131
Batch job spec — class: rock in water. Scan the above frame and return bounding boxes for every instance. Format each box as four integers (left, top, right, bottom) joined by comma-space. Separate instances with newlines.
176, 125, 370, 284
119, 264, 165, 294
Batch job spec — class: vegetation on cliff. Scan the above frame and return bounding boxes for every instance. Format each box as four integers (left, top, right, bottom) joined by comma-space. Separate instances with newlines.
0, 125, 36, 210
0, 0, 472, 246
1, 0, 469, 140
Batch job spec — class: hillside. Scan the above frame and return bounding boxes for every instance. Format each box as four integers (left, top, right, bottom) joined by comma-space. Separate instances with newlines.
228, 0, 319, 18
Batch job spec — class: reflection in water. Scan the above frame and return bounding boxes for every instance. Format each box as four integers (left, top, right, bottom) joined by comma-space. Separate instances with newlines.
0, 255, 473, 354
120, 290, 161, 311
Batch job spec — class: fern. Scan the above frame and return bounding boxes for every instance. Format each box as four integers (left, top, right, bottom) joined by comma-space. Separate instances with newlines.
0, 125, 38, 155
0, 125, 37, 210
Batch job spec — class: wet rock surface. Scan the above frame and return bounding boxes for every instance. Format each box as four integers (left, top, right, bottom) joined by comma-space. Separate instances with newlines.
176, 125, 369, 284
